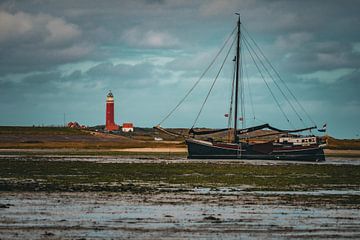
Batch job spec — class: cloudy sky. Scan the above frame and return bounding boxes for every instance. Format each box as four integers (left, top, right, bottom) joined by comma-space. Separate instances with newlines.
0, 0, 359, 138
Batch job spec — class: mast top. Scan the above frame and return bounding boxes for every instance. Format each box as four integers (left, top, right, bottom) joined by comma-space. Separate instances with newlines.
235, 13, 241, 29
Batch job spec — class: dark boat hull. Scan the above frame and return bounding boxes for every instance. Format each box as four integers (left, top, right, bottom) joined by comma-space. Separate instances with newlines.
186, 139, 325, 162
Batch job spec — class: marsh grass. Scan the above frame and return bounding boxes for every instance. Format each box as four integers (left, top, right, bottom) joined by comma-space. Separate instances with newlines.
1, 159, 359, 192
0, 126, 87, 135
0, 141, 185, 149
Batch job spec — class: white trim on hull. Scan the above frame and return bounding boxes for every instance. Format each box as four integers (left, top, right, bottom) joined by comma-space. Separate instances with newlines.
186, 138, 325, 162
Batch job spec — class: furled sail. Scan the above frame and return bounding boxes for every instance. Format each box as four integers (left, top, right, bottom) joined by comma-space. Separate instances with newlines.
188, 124, 317, 136
266, 125, 317, 133
189, 128, 230, 136
236, 124, 270, 134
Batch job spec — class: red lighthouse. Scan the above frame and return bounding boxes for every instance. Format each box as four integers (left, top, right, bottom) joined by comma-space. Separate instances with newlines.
105, 90, 119, 131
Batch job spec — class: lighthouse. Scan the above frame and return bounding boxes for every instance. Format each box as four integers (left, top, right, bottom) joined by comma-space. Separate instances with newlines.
105, 90, 119, 131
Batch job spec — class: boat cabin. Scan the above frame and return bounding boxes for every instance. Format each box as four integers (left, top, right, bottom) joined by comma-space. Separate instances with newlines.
277, 136, 317, 146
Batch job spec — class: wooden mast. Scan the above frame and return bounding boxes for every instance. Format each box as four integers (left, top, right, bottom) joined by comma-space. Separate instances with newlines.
234, 13, 241, 143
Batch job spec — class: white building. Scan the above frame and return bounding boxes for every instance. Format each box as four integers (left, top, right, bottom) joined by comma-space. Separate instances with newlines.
122, 123, 134, 132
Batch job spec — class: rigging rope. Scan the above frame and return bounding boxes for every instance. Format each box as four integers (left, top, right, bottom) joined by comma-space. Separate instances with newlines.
158, 26, 237, 126
242, 35, 305, 128
243, 48, 256, 122
240, 37, 245, 128
227, 57, 236, 129
191, 35, 237, 128
226, 56, 236, 142
242, 26, 316, 127
243, 38, 294, 128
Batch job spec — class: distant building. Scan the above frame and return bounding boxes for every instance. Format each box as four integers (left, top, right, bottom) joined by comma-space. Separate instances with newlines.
105, 90, 119, 131
68, 122, 80, 128
122, 123, 134, 132
67, 122, 86, 129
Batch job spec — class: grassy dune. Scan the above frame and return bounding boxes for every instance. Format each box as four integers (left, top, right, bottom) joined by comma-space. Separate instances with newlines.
0, 126, 88, 135
0, 126, 184, 149
327, 137, 360, 150
0, 127, 359, 153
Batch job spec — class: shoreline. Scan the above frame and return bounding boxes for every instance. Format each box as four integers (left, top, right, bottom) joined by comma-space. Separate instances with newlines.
0, 148, 360, 158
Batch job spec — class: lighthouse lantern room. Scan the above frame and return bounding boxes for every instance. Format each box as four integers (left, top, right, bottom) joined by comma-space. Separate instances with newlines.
105, 90, 119, 131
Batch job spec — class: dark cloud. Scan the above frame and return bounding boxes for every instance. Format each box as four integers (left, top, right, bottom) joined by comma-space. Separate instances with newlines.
274, 35, 360, 74
323, 69, 360, 103
0, 9, 93, 76
0, 61, 165, 101
86, 62, 160, 88
0, 0, 359, 137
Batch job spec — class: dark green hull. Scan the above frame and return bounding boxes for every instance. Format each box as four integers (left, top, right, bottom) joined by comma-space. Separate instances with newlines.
186, 139, 325, 162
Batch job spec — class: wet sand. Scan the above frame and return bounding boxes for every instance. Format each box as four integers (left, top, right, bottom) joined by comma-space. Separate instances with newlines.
114, 147, 187, 152
1, 191, 360, 240
112, 148, 360, 156
1, 155, 360, 239
1, 148, 360, 156
2, 154, 360, 166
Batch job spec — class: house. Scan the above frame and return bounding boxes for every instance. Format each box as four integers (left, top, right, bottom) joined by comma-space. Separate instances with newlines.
122, 123, 134, 132
67, 122, 87, 129
67, 122, 80, 128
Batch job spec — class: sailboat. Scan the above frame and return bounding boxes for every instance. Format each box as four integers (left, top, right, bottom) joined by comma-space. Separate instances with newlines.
155, 14, 326, 162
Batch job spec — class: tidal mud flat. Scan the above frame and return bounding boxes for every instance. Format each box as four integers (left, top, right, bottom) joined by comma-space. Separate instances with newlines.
1, 156, 360, 239
1, 191, 360, 239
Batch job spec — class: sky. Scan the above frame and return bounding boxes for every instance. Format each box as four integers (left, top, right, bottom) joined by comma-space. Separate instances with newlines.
0, 0, 359, 139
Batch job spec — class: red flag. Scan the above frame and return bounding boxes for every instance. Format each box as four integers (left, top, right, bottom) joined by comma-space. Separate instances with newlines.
224, 113, 229, 117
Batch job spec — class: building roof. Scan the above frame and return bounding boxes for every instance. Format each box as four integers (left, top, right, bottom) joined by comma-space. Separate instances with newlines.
122, 123, 134, 128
